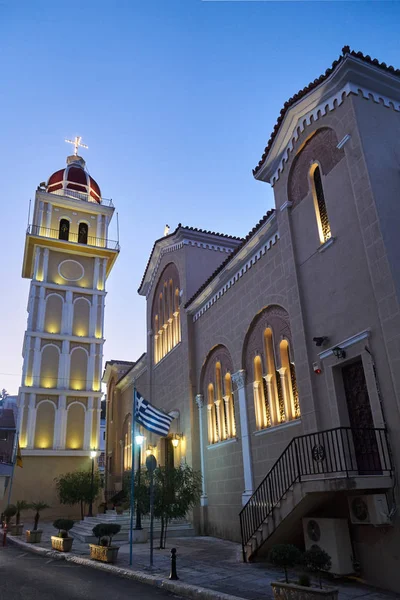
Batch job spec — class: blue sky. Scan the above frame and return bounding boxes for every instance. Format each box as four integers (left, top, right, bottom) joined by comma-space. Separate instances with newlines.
1, 0, 400, 394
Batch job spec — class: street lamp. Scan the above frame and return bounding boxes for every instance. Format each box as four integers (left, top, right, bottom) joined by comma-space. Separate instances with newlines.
135, 434, 144, 530
88, 450, 98, 517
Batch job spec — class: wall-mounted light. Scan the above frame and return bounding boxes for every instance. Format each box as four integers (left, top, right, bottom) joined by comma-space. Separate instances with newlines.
171, 433, 183, 448
145, 445, 154, 456
135, 434, 144, 446
332, 346, 346, 360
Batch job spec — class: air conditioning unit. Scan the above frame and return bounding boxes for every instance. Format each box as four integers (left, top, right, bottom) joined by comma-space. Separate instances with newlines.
303, 518, 353, 575
348, 494, 391, 526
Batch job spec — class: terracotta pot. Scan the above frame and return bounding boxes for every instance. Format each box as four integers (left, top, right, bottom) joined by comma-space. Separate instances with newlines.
51, 536, 74, 552
271, 581, 338, 600
26, 530, 43, 544
89, 544, 119, 563
9, 523, 24, 536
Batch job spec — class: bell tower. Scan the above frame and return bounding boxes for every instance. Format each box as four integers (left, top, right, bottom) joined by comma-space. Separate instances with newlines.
13, 142, 119, 513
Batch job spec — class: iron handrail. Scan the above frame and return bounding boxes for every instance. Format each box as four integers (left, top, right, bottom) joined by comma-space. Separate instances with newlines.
38, 187, 114, 207
27, 224, 119, 251
239, 426, 392, 560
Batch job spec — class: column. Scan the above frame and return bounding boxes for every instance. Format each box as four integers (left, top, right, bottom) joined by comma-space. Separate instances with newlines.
65, 291, 73, 334
214, 399, 223, 442
93, 258, 100, 290
87, 343, 96, 391
223, 395, 232, 438
55, 395, 67, 449
84, 397, 94, 450
98, 295, 105, 339
33, 247, 41, 281
38, 201, 45, 232
21, 335, 31, 386
17, 393, 25, 435
42, 248, 49, 281
59, 340, 70, 389
26, 393, 37, 449
265, 374, 279, 426
195, 395, 208, 506
96, 214, 102, 246
89, 294, 98, 337
32, 337, 41, 387
207, 404, 213, 445
45, 203, 52, 236
278, 367, 294, 421
36, 286, 46, 331
232, 370, 254, 505
27, 285, 35, 330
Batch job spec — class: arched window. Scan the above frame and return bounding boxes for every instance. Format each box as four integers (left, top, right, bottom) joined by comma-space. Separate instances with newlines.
311, 164, 331, 244
152, 264, 181, 365
202, 346, 236, 445
244, 306, 301, 431
59, 219, 70, 241
78, 222, 88, 244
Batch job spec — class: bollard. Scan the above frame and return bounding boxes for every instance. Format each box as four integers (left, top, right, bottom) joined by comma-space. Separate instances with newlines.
169, 547, 179, 580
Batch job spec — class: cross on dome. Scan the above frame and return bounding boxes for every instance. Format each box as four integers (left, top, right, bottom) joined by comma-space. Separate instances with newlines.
65, 135, 88, 156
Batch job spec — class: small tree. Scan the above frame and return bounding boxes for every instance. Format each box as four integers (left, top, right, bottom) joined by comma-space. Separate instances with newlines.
55, 470, 102, 519
15, 501, 30, 525
3, 504, 16, 526
269, 544, 302, 583
53, 519, 74, 538
303, 545, 332, 588
30, 502, 50, 531
92, 523, 121, 547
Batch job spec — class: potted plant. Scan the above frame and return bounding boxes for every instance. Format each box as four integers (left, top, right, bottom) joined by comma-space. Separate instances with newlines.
303, 545, 336, 591
115, 503, 124, 515
3, 504, 16, 530
10, 501, 30, 535
51, 519, 75, 552
89, 523, 121, 563
26, 502, 50, 543
270, 544, 338, 600
98, 501, 108, 514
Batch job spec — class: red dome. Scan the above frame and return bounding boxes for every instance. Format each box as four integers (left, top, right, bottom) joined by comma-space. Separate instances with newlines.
47, 157, 101, 203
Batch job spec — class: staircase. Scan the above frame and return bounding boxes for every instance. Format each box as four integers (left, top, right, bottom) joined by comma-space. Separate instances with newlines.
70, 512, 195, 543
240, 427, 392, 562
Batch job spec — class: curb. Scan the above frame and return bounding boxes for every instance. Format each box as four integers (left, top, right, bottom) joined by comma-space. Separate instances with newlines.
2, 533, 245, 600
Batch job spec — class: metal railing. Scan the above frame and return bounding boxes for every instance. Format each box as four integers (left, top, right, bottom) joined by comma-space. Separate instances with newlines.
39, 187, 114, 207
239, 427, 392, 560
27, 224, 119, 251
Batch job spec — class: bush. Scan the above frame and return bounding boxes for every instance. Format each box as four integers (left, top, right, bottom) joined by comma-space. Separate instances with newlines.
4, 504, 17, 524
53, 519, 74, 537
298, 573, 311, 587
269, 544, 302, 583
303, 545, 332, 588
92, 523, 121, 547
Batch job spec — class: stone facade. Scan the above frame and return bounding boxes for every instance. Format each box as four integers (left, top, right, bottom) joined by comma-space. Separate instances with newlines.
104, 50, 400, 594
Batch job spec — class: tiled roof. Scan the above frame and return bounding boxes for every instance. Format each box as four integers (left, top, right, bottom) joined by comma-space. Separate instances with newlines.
138, 224, 243, 293
253, 46, 400, 176
185, 209, 275, 308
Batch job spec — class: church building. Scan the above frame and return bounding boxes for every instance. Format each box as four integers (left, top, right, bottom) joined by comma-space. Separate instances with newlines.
104, 47, 400, 594
11, 140, 119, 516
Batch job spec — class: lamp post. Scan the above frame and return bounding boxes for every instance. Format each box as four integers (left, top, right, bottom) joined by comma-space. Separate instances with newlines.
88, 450, 97, 518
134, 434, 144, 530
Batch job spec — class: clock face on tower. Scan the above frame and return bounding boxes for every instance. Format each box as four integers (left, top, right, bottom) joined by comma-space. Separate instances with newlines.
307, 519, 321, 542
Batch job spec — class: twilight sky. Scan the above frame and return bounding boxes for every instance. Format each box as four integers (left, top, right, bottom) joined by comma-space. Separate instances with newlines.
1, 0, 400, 395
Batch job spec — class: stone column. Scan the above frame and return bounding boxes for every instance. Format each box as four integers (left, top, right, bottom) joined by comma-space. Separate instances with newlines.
232, 370, 254, 505
38, 201, 45, 231
32, 337, 41, 388
21, 335, 31, 386
59, 340, 70, 389
27, 286, 35, 330
42, 248, 49, 281
265, 374, 279, 426
93, 258, 100, 290
278, 367, 294, 421
33, 247, 41, 281
214, 399, 222, 442
207, 404, 213, 445
17, 393, 25, 435
45, 203, 52, 236
195, 394, 208, 506
84, 397, 94, 450
89, 294, 98, 337
36, 286, 46, 331
26, 393, 37, 449
56, 395, 67, 449
87, 343, 96, 391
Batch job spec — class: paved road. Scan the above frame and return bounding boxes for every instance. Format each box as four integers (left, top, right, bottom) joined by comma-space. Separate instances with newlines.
0, 545, 181, 600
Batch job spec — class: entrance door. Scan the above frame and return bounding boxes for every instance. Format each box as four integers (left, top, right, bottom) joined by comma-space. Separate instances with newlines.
164, 438, 174, 471
342, 360, 381, 474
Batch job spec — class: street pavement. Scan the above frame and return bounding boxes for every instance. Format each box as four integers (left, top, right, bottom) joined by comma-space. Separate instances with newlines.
0, 544, 181, 600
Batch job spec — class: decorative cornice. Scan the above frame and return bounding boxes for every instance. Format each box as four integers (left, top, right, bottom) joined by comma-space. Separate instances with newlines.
318, 329, 371, 360
270, 83, 400, 186
232, 370, 246, 390
192, 232, 279, 322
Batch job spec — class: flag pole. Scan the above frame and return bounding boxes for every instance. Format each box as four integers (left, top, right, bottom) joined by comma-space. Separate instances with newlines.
129, 386, 137, 566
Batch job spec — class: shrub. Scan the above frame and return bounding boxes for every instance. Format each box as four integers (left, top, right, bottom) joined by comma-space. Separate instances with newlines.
303, 545, 332, 588
15, 501, 30, 525
92, 523, 121, 547
30, 502, 50, 531
298, 573, 311, 587
53, 519, 74, 537
4, 504, 17, 525
270, 544, 302, 583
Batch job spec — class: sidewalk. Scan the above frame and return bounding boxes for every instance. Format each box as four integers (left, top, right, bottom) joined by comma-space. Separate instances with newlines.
2, 522, 397, 600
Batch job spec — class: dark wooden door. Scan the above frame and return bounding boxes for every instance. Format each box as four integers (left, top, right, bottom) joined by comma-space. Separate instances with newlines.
342, 360, 381, 474
165, 438, 174, 471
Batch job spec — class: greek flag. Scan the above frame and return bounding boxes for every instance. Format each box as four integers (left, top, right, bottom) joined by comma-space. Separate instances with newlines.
135, 391, 174, 437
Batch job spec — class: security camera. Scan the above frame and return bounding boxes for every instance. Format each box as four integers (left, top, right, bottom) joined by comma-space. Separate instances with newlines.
313, 336, 328, 347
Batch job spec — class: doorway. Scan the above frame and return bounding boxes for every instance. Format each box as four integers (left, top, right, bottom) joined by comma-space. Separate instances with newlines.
342, 359, 381, 474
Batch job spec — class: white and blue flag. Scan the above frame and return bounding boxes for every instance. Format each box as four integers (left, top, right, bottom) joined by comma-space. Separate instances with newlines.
135, 391, 174, 437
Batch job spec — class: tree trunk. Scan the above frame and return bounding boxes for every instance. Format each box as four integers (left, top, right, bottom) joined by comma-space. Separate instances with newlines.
34, 512, 39, 531
159, 516, 165, 549
163, 519, 168, 548
80, 501, 84, 520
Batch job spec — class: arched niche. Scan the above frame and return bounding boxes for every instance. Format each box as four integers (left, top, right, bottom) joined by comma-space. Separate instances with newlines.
70, 347, 88, 391
66, 402, 85, 449
72, 297, 90, 337
44, 294, 63, 334
40, 344, 60, 388
34, 400, 56, 449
